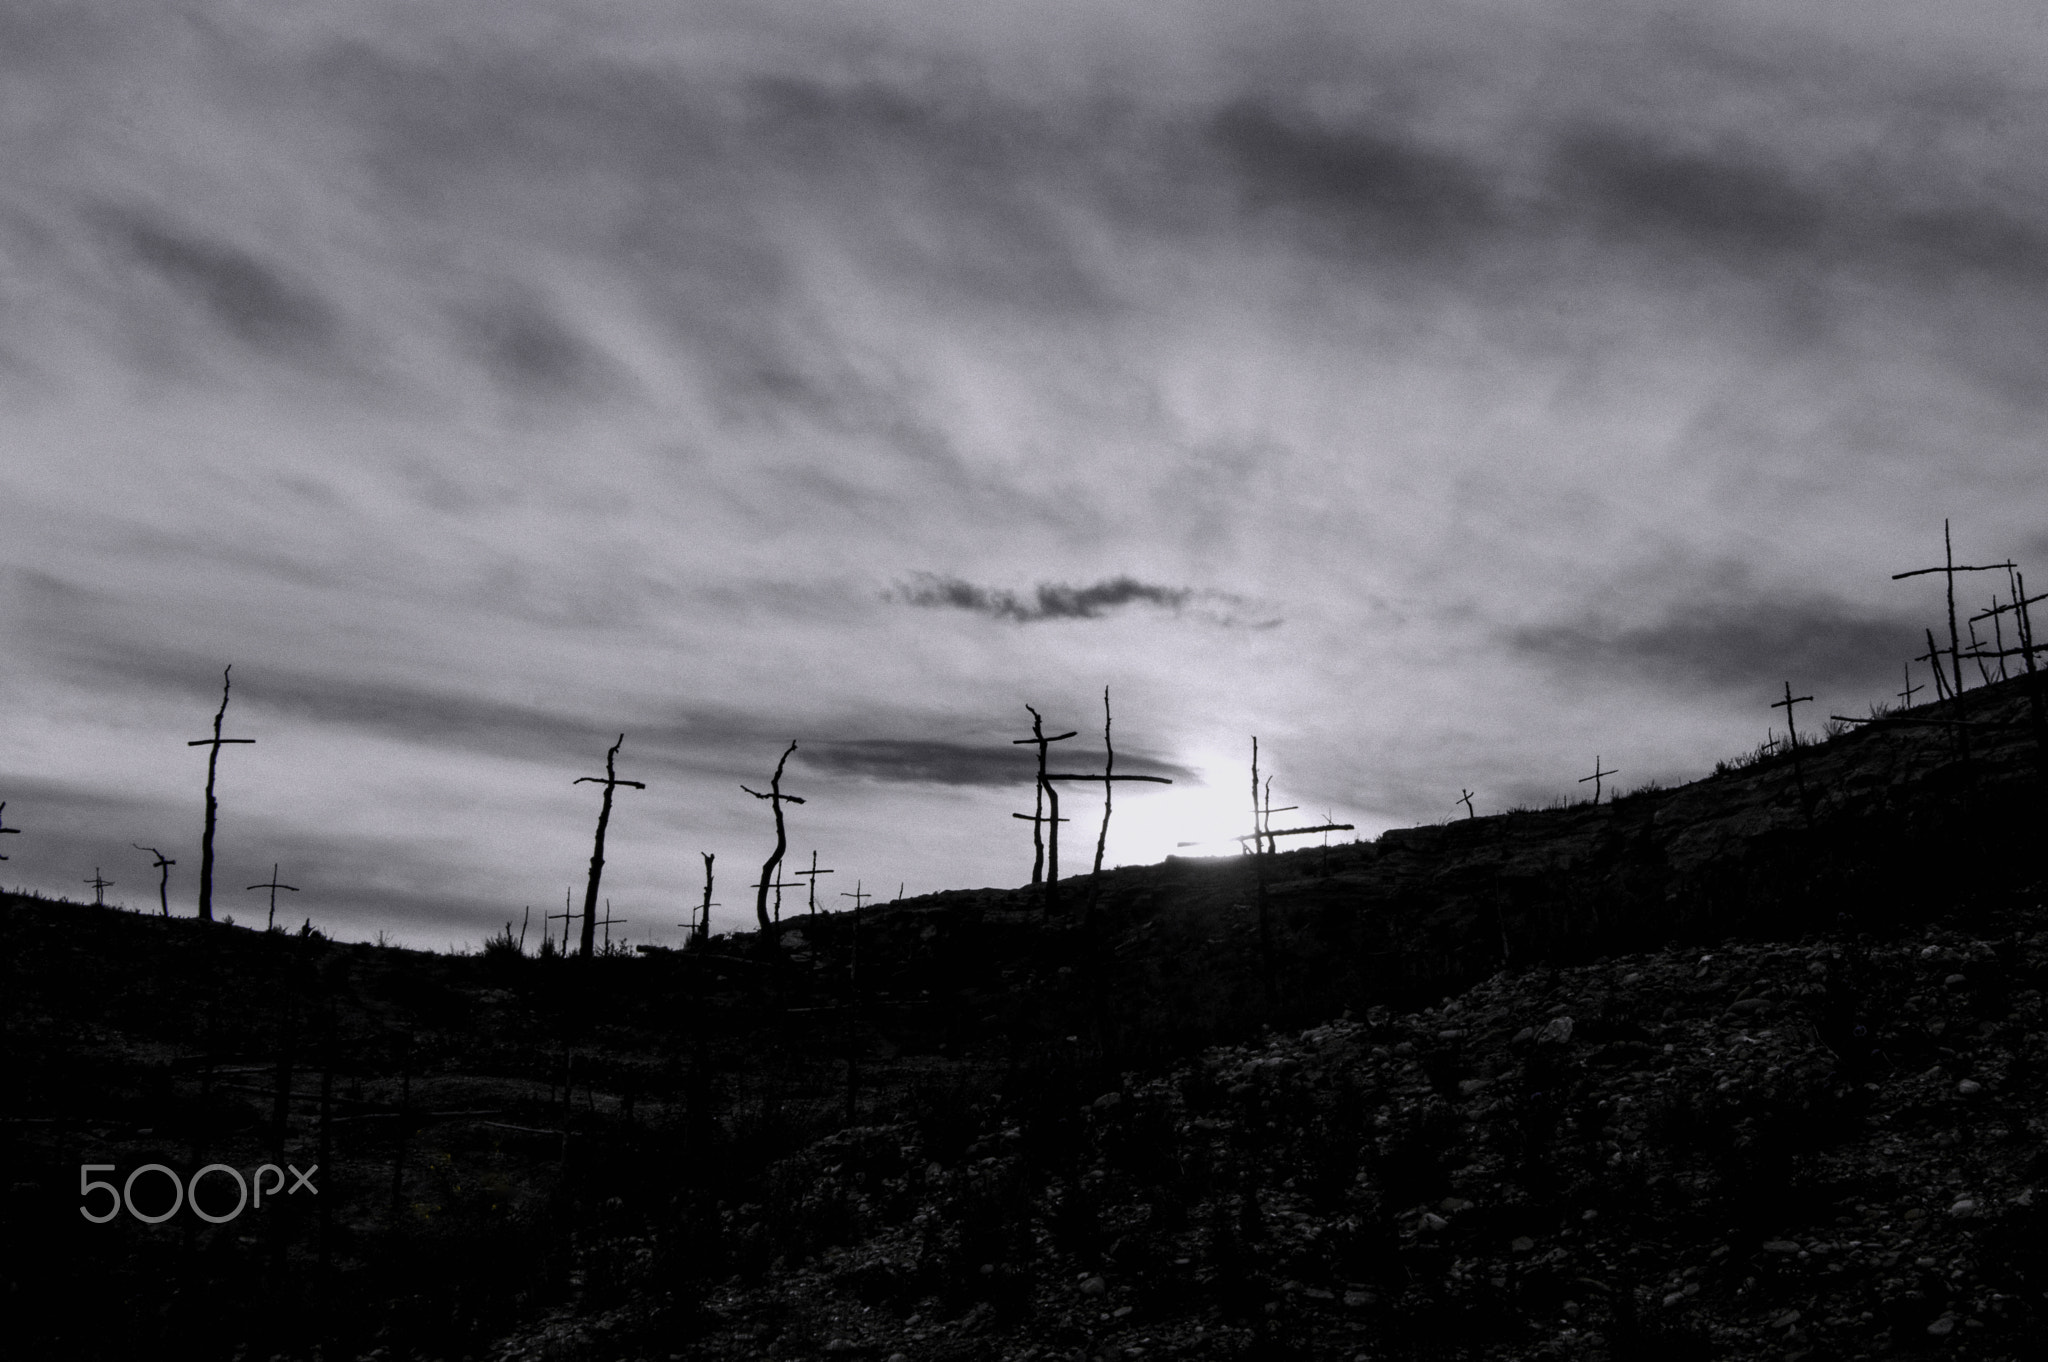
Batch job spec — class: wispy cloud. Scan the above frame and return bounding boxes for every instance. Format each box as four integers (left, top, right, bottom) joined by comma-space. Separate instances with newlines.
890, 572, 1272, 626
798, 736, 1194, 787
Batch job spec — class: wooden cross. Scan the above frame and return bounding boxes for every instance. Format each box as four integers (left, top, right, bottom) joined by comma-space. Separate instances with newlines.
84, 867, 114, 908
132, 844, 175, 916
742, 741, 804, 935
841, 881, 871, 911
752, 873, 803, 924
594, 898, 628, 953
1013, 707, 1077, 885
1897, 663, 1922, 709
794, 849, 836, 916
246, 861, 299, 929
1044, 692, 1174, 880
1772, 682, 1814, 751
546, 886, 577, 954
1969, 578, 2047, 675
185, 666, 256, 922
1457, 789, 1476, 819
1577, 755, 1618, 805
1892, 519, 2014, 701
1918, 629, 1953, 702
0, 802, 18, 860
573, 734, 645, 959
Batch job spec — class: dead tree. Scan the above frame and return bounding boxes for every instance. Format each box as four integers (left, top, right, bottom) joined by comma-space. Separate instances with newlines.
0, 802, 20, 859
691, 852, 717, 945
133, 845, 175, 916
1013, 707, 1078, 887
185, 666, 256, 922
573, 735, 645, 959
1578, 756, 1618, 805
1094, 687, 1115, 875
742, 741, 804, 935
84, 868, 113, 907
247, 862, 299, 930
794, 850, 836, 917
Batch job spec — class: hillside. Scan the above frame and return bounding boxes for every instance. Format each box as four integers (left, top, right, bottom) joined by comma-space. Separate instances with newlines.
4, 671, 2045, 1360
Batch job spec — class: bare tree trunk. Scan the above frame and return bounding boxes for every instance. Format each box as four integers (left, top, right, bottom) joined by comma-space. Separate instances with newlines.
1093, 686, 1114, 877
745, 742, 803, 935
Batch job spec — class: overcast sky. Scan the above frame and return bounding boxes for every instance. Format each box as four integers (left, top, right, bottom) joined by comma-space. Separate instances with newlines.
4, 0, 2045, 946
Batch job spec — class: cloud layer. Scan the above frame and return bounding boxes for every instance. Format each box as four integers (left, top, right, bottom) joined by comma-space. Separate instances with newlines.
3, 1, 2044, 944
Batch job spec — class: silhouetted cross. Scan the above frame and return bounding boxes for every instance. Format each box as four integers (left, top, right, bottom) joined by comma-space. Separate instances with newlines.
1772, 682, 1815, 751
794, 850, 836, 916
1893, 519, 2014, 701
1578, 756, 1618, 805
1457, 789, 1476, 819
841, 882, 871, 911
247, 862, 299, 929
1897, 663, 1922, 709
84, 867, 114, 907
186, 665, 256, 921
594, 899, 629, 952
0, 802, 18, 860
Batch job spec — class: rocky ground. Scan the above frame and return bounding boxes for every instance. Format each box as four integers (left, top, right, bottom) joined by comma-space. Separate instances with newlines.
489, 903, 2048, 1362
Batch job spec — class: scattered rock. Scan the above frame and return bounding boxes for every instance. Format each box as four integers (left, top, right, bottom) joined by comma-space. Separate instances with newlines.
1536, 1016, 1574, 1045
1080, 1276, 1107, 1297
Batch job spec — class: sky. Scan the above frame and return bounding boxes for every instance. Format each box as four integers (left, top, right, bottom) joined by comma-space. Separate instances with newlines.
4, 0, 2046, 947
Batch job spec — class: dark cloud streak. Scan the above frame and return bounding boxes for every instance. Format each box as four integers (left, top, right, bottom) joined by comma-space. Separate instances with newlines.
893, 572, 1267, 626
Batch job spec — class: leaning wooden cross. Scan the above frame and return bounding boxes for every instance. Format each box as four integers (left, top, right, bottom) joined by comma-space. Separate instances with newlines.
84, 867, 114, 908
1577, 756, 1618, 805
246, 861, 299, 929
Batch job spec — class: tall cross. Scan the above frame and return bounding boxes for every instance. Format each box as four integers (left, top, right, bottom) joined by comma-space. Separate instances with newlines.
1771, 682, 1814, 751
742, 741, 804, 935
1013, 707, 1077, 885
0, 802, 18, 860
1044, 675, 1174, 875
1892, 519, 2014, 702
133, 844, 176, 916
84, 867, 114, 908
794, 849, 836, 916
1897, 663, 1922, 709
1578, 755, 1618, 805
594, 899, 629, 953
186, 665, 256, 922
246, 861, 299, 929
573, 734, 645, 959
1457, 789, 1476, 819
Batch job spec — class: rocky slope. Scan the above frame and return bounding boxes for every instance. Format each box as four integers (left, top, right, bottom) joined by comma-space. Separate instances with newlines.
494, 910, 2048, 1362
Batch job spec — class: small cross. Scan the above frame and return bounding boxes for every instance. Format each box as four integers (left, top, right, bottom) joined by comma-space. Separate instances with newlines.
752, 875, 803, 924
793, 850, 836, 916
841, 881, 871, 911
1771, 682, 1815, 751
1577, 756, 1618, 805
246, 862, 299, 929
0, 802, 18, 860
1897, 662, 1922, 709
546, 887, 578, 953
594, 898, 629, 953
84, 867, 114, 908
1457, 789, 1475, 819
